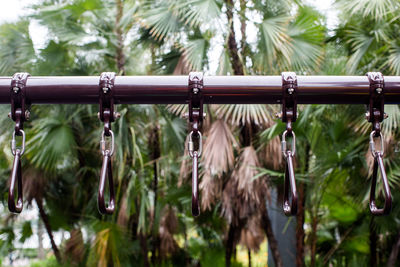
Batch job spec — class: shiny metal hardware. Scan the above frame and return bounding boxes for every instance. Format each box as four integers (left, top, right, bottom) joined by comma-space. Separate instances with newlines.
187, 72, 204, 217
100, 130, 115, 157
282, 130, 296, 158
369, 150, 392, 216
281, 72, 298, 216
98, 72, 117, 215
9, 149, 23, 213
366, 72, 392, 216
98, 147, 115, 215
369, 131, 384, 157
8, 73, 30, 213
11, 130, 25, 156
188, 131, 202, 158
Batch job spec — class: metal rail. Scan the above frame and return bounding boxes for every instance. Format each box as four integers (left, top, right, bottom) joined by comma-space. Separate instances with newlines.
1, 75, 400, 104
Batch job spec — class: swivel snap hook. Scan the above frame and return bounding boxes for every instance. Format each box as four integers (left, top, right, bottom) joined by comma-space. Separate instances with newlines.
9, 130, 25, 213
187, 72, 204, 217
98, 72, 117, 215
366, 72, 392, 216
8, 72, 30, 213
281, 72, 298, 216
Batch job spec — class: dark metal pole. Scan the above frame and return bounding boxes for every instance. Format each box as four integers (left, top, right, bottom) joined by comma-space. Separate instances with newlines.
1, 76, 400, 104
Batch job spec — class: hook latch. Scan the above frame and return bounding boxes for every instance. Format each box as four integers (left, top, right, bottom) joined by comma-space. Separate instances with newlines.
366, 72, 391, 215
98, 72, 117, 215
281, 72, 298, 216
8, 72, 30, 213
187, 72, 204, 217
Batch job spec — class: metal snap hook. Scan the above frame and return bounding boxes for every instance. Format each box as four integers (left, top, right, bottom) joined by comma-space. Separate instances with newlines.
11, 129, 25, 156
281, 130, 297, 216
100, 130, 114, 156
9, 146, 23, 213
283, 151, 298, 216
188, 131, 202, 158
368, 131, 392, 215
282, 130, 296, 158
98, 150, 115, 215
98, 130, 115, 215
187, 72, 204, 217
369, 152, 392, 215
280, 72, 298, 216
369, 130, 383, 157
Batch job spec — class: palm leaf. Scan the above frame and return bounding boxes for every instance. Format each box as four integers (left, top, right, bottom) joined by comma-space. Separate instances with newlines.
286, 6, 325, 71
345, 28, 374, 74
27, 113, 78, 174
256, 15, 292, 71
202, 119, 237, 176
140, 1, 182, 40
215, 104, 276, 126
181, 38, 209, 71
176, 0, 222, 28
385, 41, 400, 75
337, 0, 398, 20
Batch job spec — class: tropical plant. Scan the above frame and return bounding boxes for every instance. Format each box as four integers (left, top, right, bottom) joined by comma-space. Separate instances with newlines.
0, 0, 400, 267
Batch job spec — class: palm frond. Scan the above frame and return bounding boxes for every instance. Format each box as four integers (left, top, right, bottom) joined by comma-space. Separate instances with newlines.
176, 0, 221, 28
256, 15, 292, 71
199, 170, 221, 211
181, 38, 208, 71
337, 0, 398, 20
27, 114, 78, 174
202, 119, 237, 176
140, 1, 182, 40
385, 42, 400, 75
239, 215, 264, 252
0, 21, 35, 75
286, 6, 325, 71
215, 104, 276, 126
345, 29, 374, 74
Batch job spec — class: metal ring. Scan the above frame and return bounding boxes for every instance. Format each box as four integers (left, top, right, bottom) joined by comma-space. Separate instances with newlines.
282, 130, 295, 158
11, 129, 25, 156
370, 130, 384, 157
188, 131, 202, 158
100, 130, 114, 156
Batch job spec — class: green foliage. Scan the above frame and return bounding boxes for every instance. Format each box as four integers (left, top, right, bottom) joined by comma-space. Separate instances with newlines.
0, 0, 399, 266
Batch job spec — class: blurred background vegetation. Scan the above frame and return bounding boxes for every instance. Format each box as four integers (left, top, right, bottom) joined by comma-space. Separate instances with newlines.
1, 0, 400, 266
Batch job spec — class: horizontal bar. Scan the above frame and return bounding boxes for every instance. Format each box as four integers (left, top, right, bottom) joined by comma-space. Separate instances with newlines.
0, 76, 400, 104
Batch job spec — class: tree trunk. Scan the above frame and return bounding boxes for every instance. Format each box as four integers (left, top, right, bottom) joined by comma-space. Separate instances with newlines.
387, 231, 400, 267
296, 182, 306, 267
225, 223, 235, 267
261, 204, 283, 267
225, 0, 244, 75
36, 198, 61, 263
248, 248, 252, 267
115, 0, 126, 75
296, 144, 309, 267
310, 215, 318, 267
139, 231, 149, 267
37, 219, 45, 259
150, 125, 160, 265
370, 217, 377, 267
239, 0, 247, 60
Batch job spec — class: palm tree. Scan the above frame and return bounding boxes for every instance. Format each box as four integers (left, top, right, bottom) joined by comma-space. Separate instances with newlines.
4, 0, 400, 266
